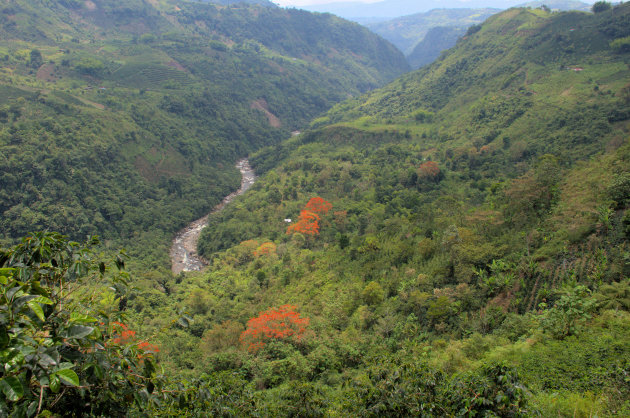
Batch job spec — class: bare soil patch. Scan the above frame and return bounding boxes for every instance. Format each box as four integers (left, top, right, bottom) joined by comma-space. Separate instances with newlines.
251, 99, 281, 127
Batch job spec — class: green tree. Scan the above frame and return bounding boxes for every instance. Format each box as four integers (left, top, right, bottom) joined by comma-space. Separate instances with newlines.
542, 285, 596, 338
28, 50, 43, 69
340, 358, 445, 416
74, 57, 104, 76
448, 364, 529, 416
427, 296, 454, 324
610, 36, 630, 53
0, 232, 173, 415
592, 1, 612, 13
362, 281, 384, 306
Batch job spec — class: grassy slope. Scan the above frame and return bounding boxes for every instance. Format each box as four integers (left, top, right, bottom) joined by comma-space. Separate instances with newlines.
139, 5, 630, 415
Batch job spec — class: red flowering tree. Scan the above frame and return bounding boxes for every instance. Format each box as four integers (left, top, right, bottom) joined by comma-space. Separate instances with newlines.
305, 196, 332, 214
287, 210, 320, 235
110, 322, 159, 359
239, 305, 309, 352
286, 197, 332, 236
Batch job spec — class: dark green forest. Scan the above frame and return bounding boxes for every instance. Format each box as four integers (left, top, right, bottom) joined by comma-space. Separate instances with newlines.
2, 1, 630, 416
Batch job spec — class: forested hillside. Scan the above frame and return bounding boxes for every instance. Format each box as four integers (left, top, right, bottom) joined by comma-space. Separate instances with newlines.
163, 4, 629, 415
0, 0, 408, 268
2, 2, 630, 416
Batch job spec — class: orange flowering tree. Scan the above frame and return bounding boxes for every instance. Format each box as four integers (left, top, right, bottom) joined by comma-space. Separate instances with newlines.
287, 197, 332, 236
254, 242, 277, 257
418, 161, 441, 180
239, 305, 310, 352
287, 210, 321, 235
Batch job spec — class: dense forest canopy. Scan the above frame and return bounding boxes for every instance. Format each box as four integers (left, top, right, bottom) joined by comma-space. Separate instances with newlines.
2, 1, 630, 416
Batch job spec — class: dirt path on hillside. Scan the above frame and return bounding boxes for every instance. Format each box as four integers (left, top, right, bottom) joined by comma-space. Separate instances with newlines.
170, 158, 256, 274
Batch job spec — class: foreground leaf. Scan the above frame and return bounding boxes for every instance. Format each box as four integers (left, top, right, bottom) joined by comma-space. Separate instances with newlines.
69, 313, 97, 324
55, 369, 80, 387
64, 325, 94, 339
0, 376, 24, 402
27, 301, 45, 322
49, 374, 60, 393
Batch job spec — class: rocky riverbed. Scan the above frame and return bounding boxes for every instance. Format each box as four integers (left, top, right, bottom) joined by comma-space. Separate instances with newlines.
170, 158, 256, 274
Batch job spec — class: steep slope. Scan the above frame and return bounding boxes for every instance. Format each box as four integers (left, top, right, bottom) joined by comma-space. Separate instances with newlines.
366, 8, 499, 55
406, 25, 468, 68
0, 0, 408, 267
171, 3, 410, 91
137, 4, 630, 414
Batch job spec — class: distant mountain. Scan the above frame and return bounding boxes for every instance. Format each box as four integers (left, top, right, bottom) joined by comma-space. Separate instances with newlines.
515, 0, 592, 11
362, 0, 592, 67
202, 0, 276, 5
302, 0, 595, 22
406, 26, 467, 68
302, 0, 522, 21
366, 8, 499, 55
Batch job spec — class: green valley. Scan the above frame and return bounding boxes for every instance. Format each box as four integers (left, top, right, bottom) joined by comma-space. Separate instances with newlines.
2, 1, 630, 416
0, 0, 408, 269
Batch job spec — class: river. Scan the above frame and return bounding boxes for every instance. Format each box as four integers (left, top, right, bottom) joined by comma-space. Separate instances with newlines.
170, 158, 256, 275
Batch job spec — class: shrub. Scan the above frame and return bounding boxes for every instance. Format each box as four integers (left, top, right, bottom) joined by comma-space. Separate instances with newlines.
362, 281, 385, 306
0, 232, 165, 415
